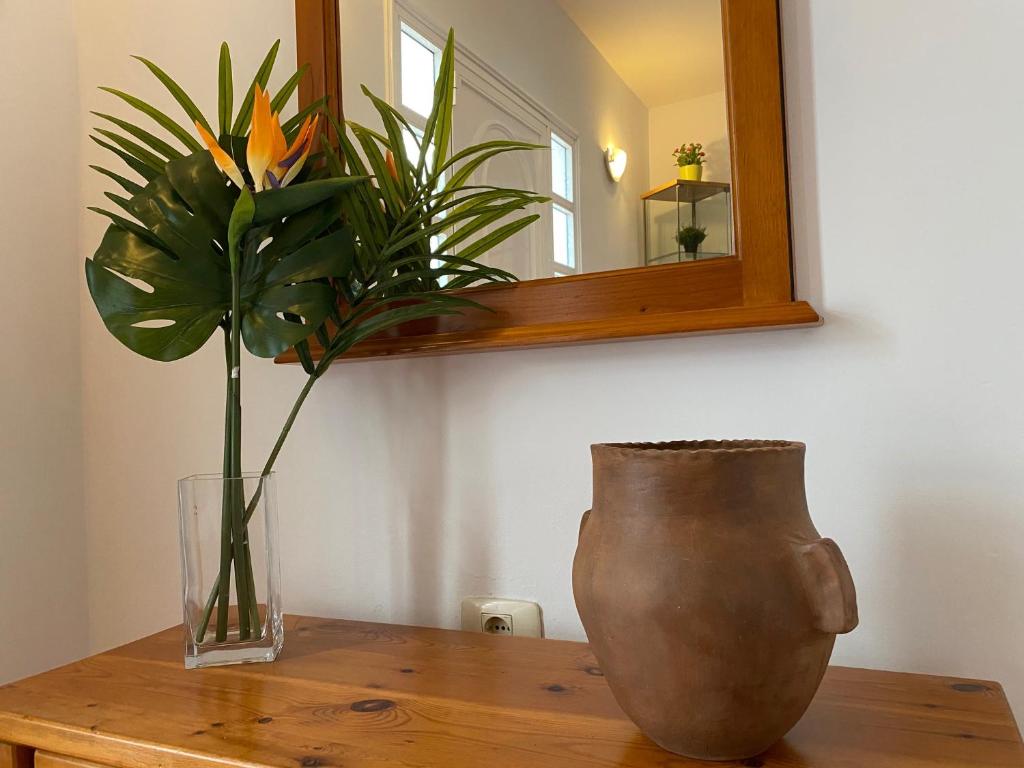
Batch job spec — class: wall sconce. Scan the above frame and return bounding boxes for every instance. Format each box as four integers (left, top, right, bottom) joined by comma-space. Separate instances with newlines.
605, 146, 627, 182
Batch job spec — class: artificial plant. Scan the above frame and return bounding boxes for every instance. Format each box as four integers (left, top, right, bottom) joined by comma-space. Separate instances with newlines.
673, 142, 706, 167
677, 225, 707, 254
86, 31, 545, 643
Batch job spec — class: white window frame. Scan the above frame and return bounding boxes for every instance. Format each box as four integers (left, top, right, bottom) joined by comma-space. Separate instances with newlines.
549, 131, 580, 275
391, 18, 440, 132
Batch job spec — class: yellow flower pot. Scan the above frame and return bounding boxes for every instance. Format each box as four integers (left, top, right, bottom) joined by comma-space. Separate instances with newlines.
678, 164, 703, 181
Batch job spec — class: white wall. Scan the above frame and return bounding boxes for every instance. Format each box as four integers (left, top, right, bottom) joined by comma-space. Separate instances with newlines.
341, 0, 651, 273
9, 0, 1021, 719
0, 0, 89, 682
648, 90, 730, 185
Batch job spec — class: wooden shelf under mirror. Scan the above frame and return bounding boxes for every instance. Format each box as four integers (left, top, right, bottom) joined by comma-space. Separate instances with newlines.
282, 0, 820, 364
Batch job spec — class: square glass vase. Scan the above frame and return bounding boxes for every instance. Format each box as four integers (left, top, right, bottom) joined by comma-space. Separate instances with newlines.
177, 472, 283, 669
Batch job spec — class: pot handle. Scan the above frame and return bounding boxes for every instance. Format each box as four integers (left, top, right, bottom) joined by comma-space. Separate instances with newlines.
797, 538, 859, 635
578, 509, 591, 540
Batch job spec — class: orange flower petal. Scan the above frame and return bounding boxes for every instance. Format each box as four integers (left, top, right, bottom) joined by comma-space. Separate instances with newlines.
246, 85, 275, 191
270, 112, 287, 167
279, 116, 312, 166
195, 120, 244, 188
280, 115, 319, 187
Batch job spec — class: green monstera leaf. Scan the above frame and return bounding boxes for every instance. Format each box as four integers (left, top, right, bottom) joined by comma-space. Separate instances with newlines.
86, 151, 364, 361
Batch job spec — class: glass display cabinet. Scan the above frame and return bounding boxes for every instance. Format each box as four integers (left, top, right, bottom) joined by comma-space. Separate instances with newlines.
643, 180, 733, 265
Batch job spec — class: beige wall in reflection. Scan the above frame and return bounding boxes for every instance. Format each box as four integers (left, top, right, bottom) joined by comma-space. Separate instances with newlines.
648, 90, 731, 186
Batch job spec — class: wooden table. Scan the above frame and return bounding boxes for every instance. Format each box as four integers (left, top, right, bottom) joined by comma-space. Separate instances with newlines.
0, 615, 1021, 767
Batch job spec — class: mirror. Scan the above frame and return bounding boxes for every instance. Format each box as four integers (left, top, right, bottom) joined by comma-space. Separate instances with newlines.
338, 0, 732, 282
290, 0, 816, 362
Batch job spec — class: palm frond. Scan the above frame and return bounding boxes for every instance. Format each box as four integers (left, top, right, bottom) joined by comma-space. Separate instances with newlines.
270, 64, 309, 114
99, 87, 202, 152
92, 112, 183, 161
418, 28, 456, 176
231, 40, 280, 135
449, 215, 540, 262
90, 135, 159, 181
133, 55, 213, 133
218, 43, 233, 135
93, 128, 167, 173
303, 27, 549, 358
90, 165, 144, 196
282, 96, 328, 140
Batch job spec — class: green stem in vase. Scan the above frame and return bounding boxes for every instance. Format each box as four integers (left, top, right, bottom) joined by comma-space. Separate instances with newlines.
242, 530, 261, 634
193, 370, 318, 639
212, 327, 234, 643
229, 237, 254, 641
217, 190, 256, 643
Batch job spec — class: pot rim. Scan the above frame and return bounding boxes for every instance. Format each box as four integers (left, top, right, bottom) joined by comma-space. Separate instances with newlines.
593, 439, 805, 455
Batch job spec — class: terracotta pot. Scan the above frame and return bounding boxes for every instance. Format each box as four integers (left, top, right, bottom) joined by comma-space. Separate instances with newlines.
572, 441, 858, 761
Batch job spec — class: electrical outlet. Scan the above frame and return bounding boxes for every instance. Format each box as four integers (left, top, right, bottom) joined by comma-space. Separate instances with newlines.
461, 597, 543, 638
482, 613, 513, 635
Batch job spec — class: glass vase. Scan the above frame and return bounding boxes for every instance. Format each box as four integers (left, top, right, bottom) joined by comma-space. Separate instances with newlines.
177, 472, 283, 669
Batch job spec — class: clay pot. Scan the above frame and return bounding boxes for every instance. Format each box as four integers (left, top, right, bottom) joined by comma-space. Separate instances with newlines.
572, 441, 858, 761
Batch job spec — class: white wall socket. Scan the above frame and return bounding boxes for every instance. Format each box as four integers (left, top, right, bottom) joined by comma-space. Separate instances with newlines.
460, 597, 543, 638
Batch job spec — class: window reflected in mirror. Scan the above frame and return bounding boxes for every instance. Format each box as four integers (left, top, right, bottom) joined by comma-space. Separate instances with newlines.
342, 0, 731, 281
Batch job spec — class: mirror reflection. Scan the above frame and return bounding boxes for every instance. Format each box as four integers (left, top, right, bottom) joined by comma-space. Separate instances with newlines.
341, 0, 731, 280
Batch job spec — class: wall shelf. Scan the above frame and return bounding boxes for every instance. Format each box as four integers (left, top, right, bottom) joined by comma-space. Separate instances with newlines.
642, 179, 732, 204
276, 298, 821, 363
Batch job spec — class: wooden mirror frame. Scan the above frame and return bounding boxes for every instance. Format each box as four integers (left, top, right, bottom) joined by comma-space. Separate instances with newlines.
284, 0, 819, 363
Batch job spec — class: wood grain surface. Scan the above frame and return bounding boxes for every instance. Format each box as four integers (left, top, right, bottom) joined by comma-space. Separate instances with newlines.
35, 754, 109, 768
275, 298, 822, 363
0, 743, 31, 768
722, 0, 795, 305
0, 616, 1021, 767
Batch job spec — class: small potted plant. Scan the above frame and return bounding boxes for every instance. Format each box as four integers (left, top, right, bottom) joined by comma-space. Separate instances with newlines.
673, 142, 706, 181
677, 225, 707, 258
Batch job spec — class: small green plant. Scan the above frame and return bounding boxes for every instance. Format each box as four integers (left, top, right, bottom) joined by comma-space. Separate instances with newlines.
673, 142, 705, 167
677, 225, 707, 254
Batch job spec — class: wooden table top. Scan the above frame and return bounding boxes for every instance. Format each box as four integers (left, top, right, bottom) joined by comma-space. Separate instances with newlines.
0, 615, 1021, 768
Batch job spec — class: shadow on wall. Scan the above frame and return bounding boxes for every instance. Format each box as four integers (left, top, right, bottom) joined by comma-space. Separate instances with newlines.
395, 360, 446, 625
273, 358, 457, 626
372, 358, 458, 626
704, 135, 729, 182
449, 393, 502, 623
382, 369, 509, 631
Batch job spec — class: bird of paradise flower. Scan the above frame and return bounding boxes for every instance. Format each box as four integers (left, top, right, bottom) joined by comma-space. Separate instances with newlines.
195, 84, 319, 192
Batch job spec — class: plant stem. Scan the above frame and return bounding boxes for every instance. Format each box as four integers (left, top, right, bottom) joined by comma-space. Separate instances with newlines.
228, 255, 254, 641
193, 370, 320, 638
210, 328, 234, 643
242, 372, 318, 524
242, 531, 261, 633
